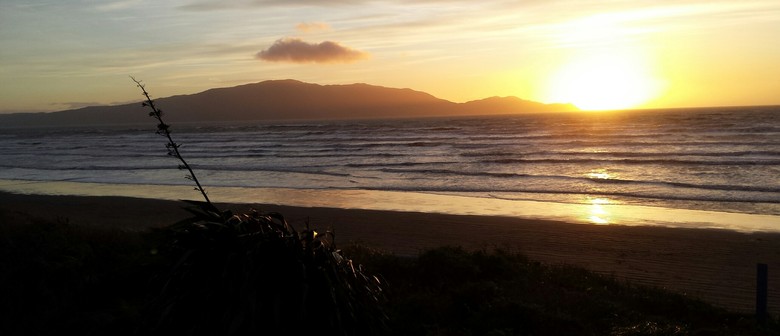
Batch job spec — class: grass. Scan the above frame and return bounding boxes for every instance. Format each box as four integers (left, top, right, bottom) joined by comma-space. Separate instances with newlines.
0, 210, 165, 336
345, 245, 778, 335
1, 209, 777, 335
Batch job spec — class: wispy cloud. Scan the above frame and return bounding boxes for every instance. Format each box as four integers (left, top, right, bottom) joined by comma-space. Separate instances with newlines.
178, 0, 480, 11
256, 38, 369, 63
95, 0, 143, 12
180, 0, 363, 11
296, 22, 331, 33
537, 1, 780, 49
56, 101, 105, 109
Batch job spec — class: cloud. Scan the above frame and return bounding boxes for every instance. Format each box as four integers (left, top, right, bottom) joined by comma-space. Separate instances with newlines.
180, 0, 364, 11
178, 0, 477, 11
54, 102, 105, 110
296, 22, 331, 33
256, 38, 369, 64
95, 0, 143, 11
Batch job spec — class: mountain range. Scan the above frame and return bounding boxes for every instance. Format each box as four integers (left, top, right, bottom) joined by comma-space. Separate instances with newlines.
0, 79, 578, 127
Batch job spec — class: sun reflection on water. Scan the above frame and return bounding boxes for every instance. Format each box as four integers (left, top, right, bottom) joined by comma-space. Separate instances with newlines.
586, 168, 614, 180
587, 197, 612, 224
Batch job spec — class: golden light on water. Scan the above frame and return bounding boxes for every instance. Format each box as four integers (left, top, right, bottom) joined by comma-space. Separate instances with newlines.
587, 198, 612, 224
586, 168, 614, 180
585, 169, 615, 224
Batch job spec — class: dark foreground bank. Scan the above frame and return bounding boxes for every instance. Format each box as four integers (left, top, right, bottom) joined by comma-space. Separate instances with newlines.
1, 192, 779, 334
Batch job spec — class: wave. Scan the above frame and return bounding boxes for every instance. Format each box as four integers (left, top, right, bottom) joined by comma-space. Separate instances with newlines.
459, 150, 780, 158
362, 186, 780, 204
0, 163, 354, 178
345, 161, 460, 168
480, 158, 780, 166
0, 165, 176, 171
7, 160, 775, 194
375, 168, 780, 193
8, 146, 776, 163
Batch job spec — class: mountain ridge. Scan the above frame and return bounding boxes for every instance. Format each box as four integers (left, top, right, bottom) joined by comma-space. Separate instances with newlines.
0, 79, 578, 127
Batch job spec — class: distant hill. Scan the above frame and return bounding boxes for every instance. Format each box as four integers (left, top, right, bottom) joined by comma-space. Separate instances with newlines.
0, 79, 578, 127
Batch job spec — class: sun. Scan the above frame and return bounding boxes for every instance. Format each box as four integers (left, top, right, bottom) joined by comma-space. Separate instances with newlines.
545, 52, 662, 110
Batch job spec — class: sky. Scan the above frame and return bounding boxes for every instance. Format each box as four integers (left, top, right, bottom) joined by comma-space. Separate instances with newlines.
1, 0, 779, 113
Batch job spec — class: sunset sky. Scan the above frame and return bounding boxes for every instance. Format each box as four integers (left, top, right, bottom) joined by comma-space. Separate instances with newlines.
1, 0, 779, 112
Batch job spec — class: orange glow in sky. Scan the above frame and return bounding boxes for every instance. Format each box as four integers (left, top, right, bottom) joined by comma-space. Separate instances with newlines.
545, 51, 665, 110
1, 1, 779, 113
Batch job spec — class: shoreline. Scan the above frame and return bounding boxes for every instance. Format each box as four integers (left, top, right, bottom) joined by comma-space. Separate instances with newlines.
1, 178, 779, 233
1, 190, 778, 314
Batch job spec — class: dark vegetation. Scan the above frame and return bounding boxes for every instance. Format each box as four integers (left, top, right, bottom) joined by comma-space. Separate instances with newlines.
0, 210, 777, 335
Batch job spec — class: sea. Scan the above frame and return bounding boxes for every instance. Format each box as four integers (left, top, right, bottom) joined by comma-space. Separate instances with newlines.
1, 107, 779, 232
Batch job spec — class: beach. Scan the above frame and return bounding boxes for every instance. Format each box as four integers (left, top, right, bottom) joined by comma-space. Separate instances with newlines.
2, 191, 778, 315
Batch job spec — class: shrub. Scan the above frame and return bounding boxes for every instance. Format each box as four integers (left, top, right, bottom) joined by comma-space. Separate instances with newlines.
130, 79, 388, 335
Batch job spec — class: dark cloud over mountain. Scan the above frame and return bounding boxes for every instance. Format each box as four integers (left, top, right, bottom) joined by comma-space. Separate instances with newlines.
257, 38, 369, 64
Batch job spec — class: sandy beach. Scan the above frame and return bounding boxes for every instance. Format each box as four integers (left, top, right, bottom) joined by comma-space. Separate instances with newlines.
1, 191, 778, 315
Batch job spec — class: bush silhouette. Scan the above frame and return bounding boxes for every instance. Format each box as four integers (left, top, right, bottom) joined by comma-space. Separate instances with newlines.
131, 78, 387, 335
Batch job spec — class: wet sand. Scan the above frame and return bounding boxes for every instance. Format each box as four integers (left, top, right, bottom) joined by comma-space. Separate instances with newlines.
1, 191, 778, 314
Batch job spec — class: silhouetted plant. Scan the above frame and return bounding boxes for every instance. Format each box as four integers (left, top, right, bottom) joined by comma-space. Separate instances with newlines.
130, 78, 388, 335
141, 208, 387, 335
131, 76, 218, 214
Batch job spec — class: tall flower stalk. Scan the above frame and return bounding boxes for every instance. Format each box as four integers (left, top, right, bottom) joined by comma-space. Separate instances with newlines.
130, 76, 218, 212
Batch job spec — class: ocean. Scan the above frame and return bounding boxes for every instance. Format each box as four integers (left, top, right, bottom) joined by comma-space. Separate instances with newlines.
1, 107, 779, 231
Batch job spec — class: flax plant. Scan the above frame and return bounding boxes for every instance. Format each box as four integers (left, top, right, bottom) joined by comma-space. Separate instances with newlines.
130, 78, 387, 335
130, 76, 218, 214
